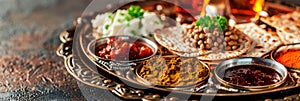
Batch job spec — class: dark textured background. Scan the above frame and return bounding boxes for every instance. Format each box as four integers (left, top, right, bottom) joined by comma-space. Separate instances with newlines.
0, 0, 93, 100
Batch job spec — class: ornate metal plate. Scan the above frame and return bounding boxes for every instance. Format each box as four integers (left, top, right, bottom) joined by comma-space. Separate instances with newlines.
57, 1, 300, 100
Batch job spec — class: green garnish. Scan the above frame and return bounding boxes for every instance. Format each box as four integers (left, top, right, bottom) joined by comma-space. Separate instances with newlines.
117, 19, 122, 23
125, 15, 131, 21
108, 13, 114, 19
128, 5, 144, 19
126, 23, 130, 27
130, 30, 137, 35
154, 20, 162, 25
196, 16, 228, 32
105, 25, 109, 30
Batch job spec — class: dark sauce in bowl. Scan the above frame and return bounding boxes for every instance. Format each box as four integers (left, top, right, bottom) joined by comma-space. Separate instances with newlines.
223, 65, 282, 86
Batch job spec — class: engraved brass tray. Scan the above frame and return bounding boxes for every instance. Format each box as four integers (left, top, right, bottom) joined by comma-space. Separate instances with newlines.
56, 1, 300, 100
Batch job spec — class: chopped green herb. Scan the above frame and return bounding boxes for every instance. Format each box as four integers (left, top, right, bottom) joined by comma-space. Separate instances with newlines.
105, 25, 109, 30
125, 15, 131, 21
128, 5, 144, 19
126, 23, 130, 27
108, 13, 114, 19
120, 12, 125, 16
154, 20, 162, 25
130, 30, 137, 35
196, 16, 228, 32
148, 33, 153, 37
117, 19, 122, 23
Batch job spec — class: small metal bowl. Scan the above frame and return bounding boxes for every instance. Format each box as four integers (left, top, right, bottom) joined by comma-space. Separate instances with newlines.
271, 43, 300, 73
87, 35, 158, 70
135, 55, 210, 89
214, 57, 288, 91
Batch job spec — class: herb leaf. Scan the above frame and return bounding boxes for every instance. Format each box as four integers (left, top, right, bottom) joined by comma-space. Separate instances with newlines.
128, 5, 144, 19
196, 16, 228, 32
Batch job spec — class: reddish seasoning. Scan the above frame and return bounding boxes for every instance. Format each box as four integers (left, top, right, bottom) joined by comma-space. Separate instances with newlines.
276, 49, 300, 68
96, 37, 153, 61
223, 65, 282, 86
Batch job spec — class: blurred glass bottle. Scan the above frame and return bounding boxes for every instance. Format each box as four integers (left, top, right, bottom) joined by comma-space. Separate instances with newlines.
200, 0, 234, 18
229, 0, 265, 23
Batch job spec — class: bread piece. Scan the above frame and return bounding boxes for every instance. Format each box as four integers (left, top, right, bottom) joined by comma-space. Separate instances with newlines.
235, 23, 282, 57
261, 11, 300, 44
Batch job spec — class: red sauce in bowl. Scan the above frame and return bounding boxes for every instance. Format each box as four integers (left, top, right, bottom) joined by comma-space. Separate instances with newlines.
95, 37, 154, 61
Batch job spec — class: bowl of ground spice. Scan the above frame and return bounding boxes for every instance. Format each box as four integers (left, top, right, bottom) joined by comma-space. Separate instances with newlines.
271, 43, 300, 73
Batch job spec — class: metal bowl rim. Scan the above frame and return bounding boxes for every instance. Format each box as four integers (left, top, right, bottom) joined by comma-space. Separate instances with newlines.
87, 35, 158, 63
135, 55, 211, 88
214, 57, 288, 90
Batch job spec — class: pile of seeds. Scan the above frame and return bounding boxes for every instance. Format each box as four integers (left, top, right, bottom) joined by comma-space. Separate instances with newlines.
181, 23, 245, 51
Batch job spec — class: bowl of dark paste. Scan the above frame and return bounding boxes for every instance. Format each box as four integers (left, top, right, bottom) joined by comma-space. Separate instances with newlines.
214, 57, 288, 91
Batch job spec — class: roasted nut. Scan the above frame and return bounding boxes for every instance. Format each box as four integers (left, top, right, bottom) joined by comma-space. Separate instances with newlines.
214, 42, 219, 47
206, 38, 212, 45
198, 27, 202, 32
226, 46, 231, 50
228, 41, 237, 46
192, 42, 197, 47
232, 45, 238, 50
200, 44, 205, 50
211, 36, 216, 41
214, 28, 219, 31
197, 40, 203, 45
205, 44, 211, 49
230, 35, 238, 40
217, 38, 222, 43
225, 37, 230, 42
238, 39, 243, 43
219, 44, 224, 49
207, 33, 212, 38
199, 34, 205, 39
191, 31, 197, 35
194, 34, 199, 40
188, 29, 193, 34
213, 31, 219, 36
225, 32, 232, 36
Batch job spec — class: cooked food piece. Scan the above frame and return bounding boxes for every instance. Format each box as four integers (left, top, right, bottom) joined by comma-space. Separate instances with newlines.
138, 56, 209, 86
91, 5, 163, 38
276, 49, 300, 68
95, 37, 153, 61
182, 21, 244, 51
235, 23, 282, 57
224, 65, 282, 86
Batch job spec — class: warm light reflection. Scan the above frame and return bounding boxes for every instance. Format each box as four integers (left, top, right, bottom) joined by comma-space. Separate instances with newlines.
253, 0, 264, 13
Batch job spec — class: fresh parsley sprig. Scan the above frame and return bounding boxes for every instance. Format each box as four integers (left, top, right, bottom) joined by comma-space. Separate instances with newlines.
196, 16, 228, 32
127, 5, 144, 19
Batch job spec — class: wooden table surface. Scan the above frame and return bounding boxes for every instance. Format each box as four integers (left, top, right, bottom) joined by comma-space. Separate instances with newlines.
0, 0, 299, 101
